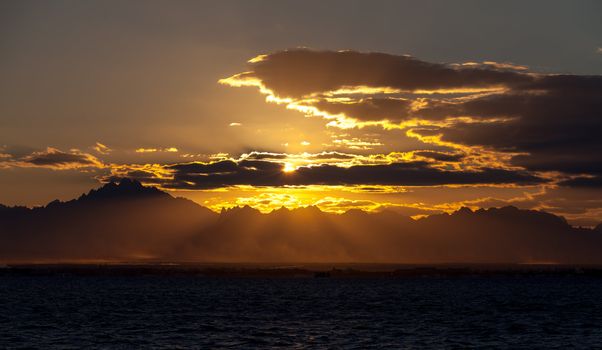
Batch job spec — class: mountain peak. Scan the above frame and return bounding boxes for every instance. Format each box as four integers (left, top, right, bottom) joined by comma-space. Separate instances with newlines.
116, 177, 143, 189
79, 178, 168, 202
455, 207, 473, 215
219, 205, 261, 217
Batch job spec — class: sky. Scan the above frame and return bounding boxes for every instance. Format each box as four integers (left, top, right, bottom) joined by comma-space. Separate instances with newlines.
1, 0, 602, 225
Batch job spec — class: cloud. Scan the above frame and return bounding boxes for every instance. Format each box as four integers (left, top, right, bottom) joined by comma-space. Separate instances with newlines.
223, 49, 602, 186
108, 158, 545, 190
135, 147, 179, 153
413, 151, 464, 162
241, 151, 288, 160
0, 147, 105, 170
421, 76, 602, 184
313, 97, 413, 122
559, 176, 602, 188
312, 197, 441, 217
93, 142, 112, 155
221, 49, 533, 98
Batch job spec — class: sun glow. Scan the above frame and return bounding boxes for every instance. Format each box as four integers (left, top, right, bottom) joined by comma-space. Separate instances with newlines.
283, 162, 296, 173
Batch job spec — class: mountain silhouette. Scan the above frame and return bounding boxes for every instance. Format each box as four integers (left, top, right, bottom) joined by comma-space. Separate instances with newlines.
1, 179, 601, 264
0, 179, 217, 262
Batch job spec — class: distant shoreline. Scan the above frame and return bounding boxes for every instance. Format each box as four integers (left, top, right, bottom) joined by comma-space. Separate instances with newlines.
3, 263, 602, 278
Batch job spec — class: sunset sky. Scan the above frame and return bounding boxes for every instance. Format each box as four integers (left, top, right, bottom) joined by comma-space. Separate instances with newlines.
2, 0, 602, 226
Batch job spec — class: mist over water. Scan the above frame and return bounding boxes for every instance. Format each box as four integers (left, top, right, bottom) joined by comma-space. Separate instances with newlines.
2, 275, 602, 348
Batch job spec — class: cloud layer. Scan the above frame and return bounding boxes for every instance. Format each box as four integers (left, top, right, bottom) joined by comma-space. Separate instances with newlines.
0, 147, 103, 170
224, 50, 533, 98
222, 49, 602, 187
107, 158, 544, 190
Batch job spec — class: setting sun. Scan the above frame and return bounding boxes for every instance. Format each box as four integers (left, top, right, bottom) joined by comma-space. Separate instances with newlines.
283, 162, 296, 173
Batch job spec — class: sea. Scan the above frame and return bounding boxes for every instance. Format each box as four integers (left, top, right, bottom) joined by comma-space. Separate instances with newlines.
2, 268, 602, 348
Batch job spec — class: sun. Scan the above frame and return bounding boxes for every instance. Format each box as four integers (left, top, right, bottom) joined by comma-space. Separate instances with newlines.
283, 162, 296, 173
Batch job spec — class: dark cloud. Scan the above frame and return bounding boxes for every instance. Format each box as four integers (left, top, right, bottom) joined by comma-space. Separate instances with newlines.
240, 151, 355, 161
168, 160, 240, 174
242, 152, 288, 160
25, 151, 97, 167
309, 152, 356, 160
242, 49, 533, 98
313, 98, 412, 122
226, 50, 602, 187
425, 77, 602, 183
559, 176, 602, 188
1, 147, 103, 170
116, 159, 545, 190
413, 151, 465, 162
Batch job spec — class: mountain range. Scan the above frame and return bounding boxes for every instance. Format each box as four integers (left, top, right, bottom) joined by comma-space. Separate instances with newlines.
1, 179, 601, 264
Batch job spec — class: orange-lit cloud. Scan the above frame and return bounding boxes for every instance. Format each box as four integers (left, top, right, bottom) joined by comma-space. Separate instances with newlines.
0, 147, 104, 170
135, 147, 179, 153
104, 156, 545, 192
221, 49, 602, 189
92, 142, 112, 155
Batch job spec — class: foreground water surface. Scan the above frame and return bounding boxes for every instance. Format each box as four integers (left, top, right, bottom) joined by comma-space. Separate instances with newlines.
1, 274, 602, 348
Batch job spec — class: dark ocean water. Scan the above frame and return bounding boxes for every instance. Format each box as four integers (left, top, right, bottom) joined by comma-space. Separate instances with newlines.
2, 275, 602, 349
